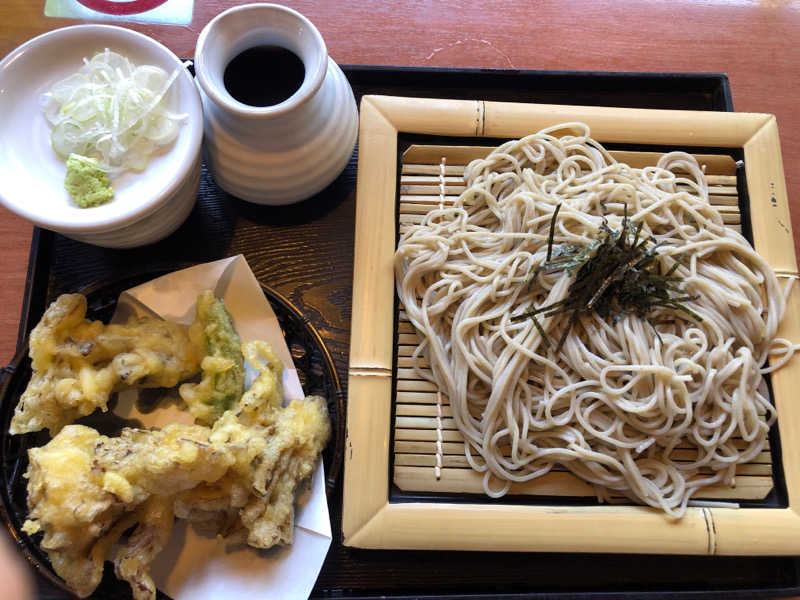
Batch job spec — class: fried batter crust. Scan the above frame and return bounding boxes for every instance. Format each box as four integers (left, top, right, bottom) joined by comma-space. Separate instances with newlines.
176, 394, 331, 548
179, 290, 245, 425
176, 340, 330, 547
11, 294, 202, 435
23, 423, 230, 597
114, 496, 175, 600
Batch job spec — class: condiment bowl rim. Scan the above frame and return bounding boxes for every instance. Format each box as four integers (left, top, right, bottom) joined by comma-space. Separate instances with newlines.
194, 2, 328, 120
0, 24, 203, 233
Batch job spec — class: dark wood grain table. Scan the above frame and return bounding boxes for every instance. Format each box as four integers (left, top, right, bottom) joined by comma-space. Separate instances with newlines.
2, 1, 800, 598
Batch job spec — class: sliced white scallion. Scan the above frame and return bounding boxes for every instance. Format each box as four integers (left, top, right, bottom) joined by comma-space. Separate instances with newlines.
40, 49, 187, 177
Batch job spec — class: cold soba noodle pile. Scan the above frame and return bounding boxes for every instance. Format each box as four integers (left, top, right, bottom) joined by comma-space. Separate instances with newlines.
395, 123, 791, 517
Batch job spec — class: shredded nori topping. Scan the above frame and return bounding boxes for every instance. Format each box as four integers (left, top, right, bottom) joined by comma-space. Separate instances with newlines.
513, 204, 701, 352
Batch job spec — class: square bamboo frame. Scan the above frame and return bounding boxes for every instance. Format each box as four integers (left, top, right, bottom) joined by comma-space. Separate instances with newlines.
344, 95, 800, 555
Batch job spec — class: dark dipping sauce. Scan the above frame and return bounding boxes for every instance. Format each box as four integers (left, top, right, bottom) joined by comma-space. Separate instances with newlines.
223, 45, 305, 107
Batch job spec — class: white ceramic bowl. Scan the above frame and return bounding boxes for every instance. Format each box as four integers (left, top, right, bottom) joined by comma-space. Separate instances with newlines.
67, 149, 203, 248
0, 25, 203, 247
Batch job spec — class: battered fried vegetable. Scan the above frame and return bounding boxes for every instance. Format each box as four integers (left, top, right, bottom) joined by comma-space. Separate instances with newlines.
177, 341, 330, 547
23, 340, 331, 600
177, 395, 330, 548
180, 291, 245, 425
22, 423, 231, 597
114, 496, 175, 600
239, 340, 284, 415
10, 294, 202, 435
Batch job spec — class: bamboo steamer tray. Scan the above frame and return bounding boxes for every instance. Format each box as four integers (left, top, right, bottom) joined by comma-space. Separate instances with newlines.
344, 95, 800, 555
394, 146, 771, 502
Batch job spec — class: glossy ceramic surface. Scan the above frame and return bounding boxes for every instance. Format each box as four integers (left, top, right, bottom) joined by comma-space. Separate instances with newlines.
0, 24, 203, 244
195, 3, 358, 205
66, 150, 202, 248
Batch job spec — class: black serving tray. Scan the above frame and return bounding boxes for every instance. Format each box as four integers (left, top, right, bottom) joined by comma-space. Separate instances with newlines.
6, 65, 800, 600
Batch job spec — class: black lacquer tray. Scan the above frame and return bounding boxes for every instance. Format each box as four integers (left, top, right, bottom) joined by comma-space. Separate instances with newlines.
4, 65, 800, 599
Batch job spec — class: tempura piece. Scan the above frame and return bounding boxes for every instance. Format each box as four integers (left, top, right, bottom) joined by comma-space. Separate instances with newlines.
22, 423, 232, 598
176, 341, 330, 548
114, 496, 175, 600
22, 425, 122, 596
176, 395, 330, 548
10, 294, 201, 435
239, 395, 330, 547
239, 340, 284, 416
171, 341, 288, 532
180, 291, 245, 425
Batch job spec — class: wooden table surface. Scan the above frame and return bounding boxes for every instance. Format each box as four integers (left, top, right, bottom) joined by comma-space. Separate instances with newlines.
2, 1, 800, 598
2, 0, 800, 365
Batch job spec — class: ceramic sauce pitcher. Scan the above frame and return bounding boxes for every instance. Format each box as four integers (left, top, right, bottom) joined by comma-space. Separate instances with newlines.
194, 3, 358, 205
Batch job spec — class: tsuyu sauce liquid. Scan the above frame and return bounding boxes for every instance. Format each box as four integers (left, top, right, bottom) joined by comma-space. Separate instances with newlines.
223, 45, 306, 107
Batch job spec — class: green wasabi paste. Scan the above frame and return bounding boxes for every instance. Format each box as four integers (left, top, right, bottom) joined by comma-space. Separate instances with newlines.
64, 154, 114, 208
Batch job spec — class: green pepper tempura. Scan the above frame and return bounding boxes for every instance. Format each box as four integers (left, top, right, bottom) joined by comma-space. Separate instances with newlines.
180, 291, 246, 425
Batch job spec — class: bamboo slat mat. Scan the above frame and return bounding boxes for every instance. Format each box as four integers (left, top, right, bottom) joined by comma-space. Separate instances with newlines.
393, 144, 774, 502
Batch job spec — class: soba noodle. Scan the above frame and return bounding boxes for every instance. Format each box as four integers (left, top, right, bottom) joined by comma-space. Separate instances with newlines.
394, 123, 787, 518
